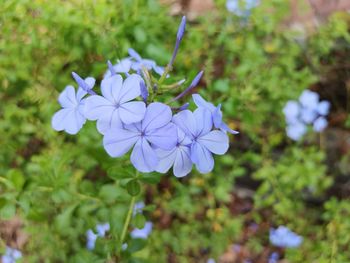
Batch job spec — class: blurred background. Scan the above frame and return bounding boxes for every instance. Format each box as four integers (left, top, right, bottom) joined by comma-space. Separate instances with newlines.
0, 0, 349, 262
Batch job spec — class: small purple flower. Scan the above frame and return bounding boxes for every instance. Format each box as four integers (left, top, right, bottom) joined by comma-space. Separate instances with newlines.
96, 222, 110, 237
207, 259, 216, 263
173, 108, 229, 173
86, 229, 98, 250
140, 81, 148, 103
103, 102, 177, 172
2, 247, 22, 263
85, 74, 146, 134
52, 85, 87, 135
283, 101, 300, 124
156, 128, 193, 177
131, 221, 153, 239
270, 226, 303, 248
192, 94, 239, 134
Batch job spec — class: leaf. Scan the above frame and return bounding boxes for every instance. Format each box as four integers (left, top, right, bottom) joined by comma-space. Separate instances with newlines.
126, 180, 140, 196
133, 213, 146, 229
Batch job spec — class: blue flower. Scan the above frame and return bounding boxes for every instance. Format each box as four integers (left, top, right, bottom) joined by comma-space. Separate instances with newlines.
96, 222, 110, 237
207, 259, 216, 263
128, 48, 165, 76
269, 226, 303, 248
85, 74, 146, 134
86, 229, 98, 250
103, 102, 177, 172
131, 221, 153, 239
283, 90, 331, 140
173, 108, 229, 173
192, 94, 239, 135
2, 247, 22, 263
51, 85, 87, 135
156, 127, 193, 177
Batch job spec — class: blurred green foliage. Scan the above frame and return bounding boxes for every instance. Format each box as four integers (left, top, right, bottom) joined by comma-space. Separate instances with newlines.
0, 0, 349, 262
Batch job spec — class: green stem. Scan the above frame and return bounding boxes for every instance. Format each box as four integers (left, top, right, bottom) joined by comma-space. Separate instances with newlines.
120, 195, 136, 244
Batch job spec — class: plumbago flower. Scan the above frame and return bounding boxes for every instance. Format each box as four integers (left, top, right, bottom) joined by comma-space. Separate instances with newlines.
283, 90, 330, 141
85, 74, 146, 134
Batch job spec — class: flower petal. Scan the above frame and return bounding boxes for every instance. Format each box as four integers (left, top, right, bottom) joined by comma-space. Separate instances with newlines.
58, 86, 77, 108
194, 108, 213, 136
101, 74, 123, 103
213, 104, 223, 128
96, 109, 123, 134
142, 102, 172, 131
220, 122, 239, 134
146, 123, 177, 150
173, 146, 192, 177
192, 93, 216, 111
119, 101, 146, 124
118, 74, 142, 103
191, 142, 214, 174
52, 108, 85, 135
155, 148, 177, 173
172, 110, 197, 138
130, 139, 158, 173
84, 95, 115, 120
197, 130, 229, 155
103, 128, 139, 157
76, 87, 87, 101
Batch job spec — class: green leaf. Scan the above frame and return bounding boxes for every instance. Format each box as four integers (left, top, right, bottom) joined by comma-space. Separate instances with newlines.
7, 169, 25, 191
126, 179, 140, 196
0, 203, 16, 219
133, 213, 146, 229
128, 238, 147, 253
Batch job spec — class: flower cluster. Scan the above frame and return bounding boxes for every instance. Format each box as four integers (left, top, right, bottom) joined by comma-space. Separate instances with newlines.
226, 0, 260, 17
283, 90, 330, 141
269, 226, 303, 248
52, 16, 238, 177
1, 247, 22, 263
86, 222, 110, 250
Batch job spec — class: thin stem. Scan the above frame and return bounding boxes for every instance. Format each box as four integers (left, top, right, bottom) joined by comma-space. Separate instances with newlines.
120, 195, 136, 244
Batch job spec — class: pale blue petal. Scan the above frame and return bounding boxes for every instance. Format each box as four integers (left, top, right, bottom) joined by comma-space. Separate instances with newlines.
52, 108, 85, 135
219, 122, 239, 134
119, 101, 146, 124
213, 104, 223, 128
84, 95, 114, 120
198, 130, 229, 155
317, 101, 331, 116
101, 74, 123, 103
313, 117, 328, 132
155, 148, 177, 173
96, 109, 123, 134
146, 123, 177, 150
76, 87, 87, 101
142, 102, 172, 131
58, 85, 77, 108
118, 74, 142, 103
172, 110, 197, 138
173, 146, 192, 177
194, 108, 213, 136
300, 108, 317, 124
153, 65, 165, 76
192, 94, 216, 112
299, 90, 319, 110
130, 139, 158, 173
85, 77, 95, 89
131, 222, 153, 239
177, 127, 192, 145
103, 128, 139, 157
128, 48, 142, 61
191, 142, 214, 173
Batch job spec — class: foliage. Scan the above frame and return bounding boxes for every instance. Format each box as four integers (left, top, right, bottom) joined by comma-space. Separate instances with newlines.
0, 0, 349, 262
